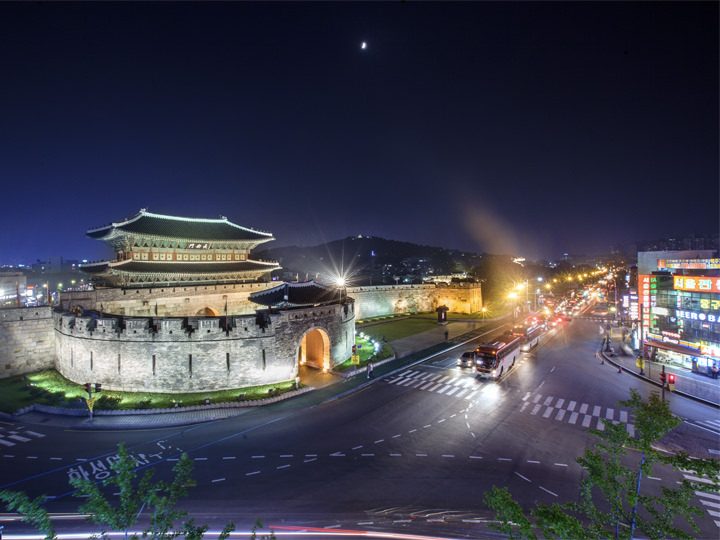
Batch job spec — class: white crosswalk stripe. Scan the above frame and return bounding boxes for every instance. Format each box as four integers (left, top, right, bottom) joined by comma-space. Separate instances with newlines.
519, 393, 639, 435
383, 369, 488, 399
0, 427, 46, 448
691, 478, 720, 528
697, 418, 720, 432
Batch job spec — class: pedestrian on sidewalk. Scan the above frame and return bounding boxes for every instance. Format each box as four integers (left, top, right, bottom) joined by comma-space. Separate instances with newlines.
712, 363, 719, 380
367, 361, 374, 379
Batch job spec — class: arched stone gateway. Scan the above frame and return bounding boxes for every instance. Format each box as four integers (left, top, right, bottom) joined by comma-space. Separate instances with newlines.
197, 306, 220, 317
52, 281, 355, 393
299, 328, 330, 371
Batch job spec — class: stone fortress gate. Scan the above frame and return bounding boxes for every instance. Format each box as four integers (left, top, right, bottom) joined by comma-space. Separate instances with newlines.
0, 210, 481, 391
54, 210, 354, 392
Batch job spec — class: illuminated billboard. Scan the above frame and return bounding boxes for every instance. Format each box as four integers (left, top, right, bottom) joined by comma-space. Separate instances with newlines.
673, 276, 720, 293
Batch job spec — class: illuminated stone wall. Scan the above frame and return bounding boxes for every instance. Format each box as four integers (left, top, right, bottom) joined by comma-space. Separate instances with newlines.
60, 282, 481, 320
59, 282, 276, 318
52, 301, 355, 393
0, 306, 55, 377
0, 282, 478, 385
349, 283, 482, 319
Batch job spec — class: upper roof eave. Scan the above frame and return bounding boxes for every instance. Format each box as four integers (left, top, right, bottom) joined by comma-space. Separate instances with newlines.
86, 209, 275, 242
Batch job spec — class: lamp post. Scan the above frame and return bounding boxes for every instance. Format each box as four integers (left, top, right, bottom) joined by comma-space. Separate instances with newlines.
508, 292, 518, 321
336, 277, 346, 305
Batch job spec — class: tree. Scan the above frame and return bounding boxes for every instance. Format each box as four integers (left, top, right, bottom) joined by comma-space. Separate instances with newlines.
484, 389, 720, 539
2, 442, 235, 540
0, 491, 57, 540
249, 519, 277, 540
69, 442, 234, 540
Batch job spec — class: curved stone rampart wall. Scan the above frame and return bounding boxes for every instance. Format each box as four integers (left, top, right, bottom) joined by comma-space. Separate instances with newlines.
60, 282, 276, 318
52, 301, 355, 393
1, 282, 478, 386
0, 306, 55, 377
349, 283, 481, 319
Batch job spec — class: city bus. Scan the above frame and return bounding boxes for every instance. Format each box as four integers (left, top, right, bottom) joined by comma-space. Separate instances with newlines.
474, 333, 522, 380
512, 320, 545, 351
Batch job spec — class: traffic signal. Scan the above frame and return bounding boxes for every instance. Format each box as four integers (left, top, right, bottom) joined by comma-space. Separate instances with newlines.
94, 383, 102, 393
659, 372, 666, 384
83, 382, 91, 394
352, 345, 357, 353
667, 374, 675, 384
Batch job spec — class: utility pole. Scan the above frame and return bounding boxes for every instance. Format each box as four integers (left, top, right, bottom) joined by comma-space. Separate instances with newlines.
660, 365, 666, 402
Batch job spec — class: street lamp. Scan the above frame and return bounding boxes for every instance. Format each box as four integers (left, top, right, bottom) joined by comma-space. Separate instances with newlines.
508, 292, 518, 321
335, 276, 347, 304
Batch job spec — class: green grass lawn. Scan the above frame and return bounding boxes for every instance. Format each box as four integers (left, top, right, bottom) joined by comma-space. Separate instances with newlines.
358, 318, 444, 341
0, 370, 300, 413
1, 308, 510, 414
352, 308, 508, 356
334, 334, 392, 372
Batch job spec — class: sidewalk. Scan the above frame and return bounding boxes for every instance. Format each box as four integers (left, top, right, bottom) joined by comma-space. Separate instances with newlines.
385, 318, 501, 359
10, 318, 717, 429
10, 319, 505, 430
600, 346, 720, 408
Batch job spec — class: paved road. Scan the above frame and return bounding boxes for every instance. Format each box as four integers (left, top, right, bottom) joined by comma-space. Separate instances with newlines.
1, 317, 719, 539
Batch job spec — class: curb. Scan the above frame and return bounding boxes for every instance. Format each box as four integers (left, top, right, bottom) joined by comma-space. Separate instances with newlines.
600, 350, 719, 409
12, 386, 316, 419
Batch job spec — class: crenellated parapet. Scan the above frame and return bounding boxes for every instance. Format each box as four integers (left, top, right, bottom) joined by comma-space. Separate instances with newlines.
52, 300, 354, 393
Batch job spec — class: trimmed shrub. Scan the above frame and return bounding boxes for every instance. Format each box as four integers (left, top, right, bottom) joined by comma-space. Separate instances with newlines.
95, 394, 122, 410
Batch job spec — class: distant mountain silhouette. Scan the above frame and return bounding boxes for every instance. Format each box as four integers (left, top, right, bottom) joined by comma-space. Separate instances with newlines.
255, 236, 484, 285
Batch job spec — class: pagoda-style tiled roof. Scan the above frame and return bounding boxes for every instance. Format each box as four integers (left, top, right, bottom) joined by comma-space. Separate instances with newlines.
87, 209, 274, 242
250, 281, 343, 308
81, 259, 279, 275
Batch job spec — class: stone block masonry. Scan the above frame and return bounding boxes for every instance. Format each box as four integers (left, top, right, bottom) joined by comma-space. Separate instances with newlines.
60, 281, 276, 318
53, 301, 354, 393
0, 306, 55, 377
0, 282, 479, 391
349, 283, 481, 319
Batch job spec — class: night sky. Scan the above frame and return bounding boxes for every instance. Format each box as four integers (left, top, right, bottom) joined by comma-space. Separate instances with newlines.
1, 1, 717, 265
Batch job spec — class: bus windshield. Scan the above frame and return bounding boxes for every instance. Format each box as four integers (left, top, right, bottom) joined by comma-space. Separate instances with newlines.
475, 351, 496, 370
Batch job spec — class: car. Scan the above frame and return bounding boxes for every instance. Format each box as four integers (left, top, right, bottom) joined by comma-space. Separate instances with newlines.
457, 351, 476, 367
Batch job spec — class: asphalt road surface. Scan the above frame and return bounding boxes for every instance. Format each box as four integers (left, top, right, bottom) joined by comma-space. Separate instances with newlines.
2, 318, 719, 539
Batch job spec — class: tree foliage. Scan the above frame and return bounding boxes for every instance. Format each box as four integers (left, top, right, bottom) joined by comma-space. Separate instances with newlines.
484, 389, 720, 539
68, 442, 234, 540
0, 490, 57, 540
2, 442, 239, 540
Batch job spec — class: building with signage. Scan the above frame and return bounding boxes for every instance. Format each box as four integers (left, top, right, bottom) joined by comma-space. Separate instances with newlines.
635, 251, 719, 375
81, 209, 280, 287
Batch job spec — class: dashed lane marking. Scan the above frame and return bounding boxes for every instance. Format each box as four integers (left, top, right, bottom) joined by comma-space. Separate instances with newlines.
515, 472, 531, 482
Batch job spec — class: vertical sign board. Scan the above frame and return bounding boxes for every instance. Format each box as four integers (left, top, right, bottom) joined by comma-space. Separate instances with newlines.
639, 275, 651, 333
649, 276, 658, 331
